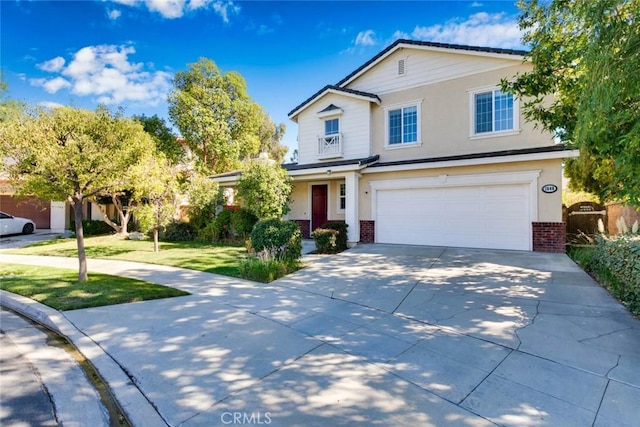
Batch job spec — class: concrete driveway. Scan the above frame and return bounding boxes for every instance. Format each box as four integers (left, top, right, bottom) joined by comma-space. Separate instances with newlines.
2, 245, 639, 426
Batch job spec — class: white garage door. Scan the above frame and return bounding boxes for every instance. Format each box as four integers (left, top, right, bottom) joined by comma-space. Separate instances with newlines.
376, 184, 531, 250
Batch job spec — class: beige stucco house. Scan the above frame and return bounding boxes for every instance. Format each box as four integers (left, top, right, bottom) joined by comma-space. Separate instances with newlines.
218, 39, 579, 252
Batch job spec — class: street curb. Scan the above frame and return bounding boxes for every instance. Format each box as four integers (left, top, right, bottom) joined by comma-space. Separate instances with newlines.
0, 290, 168, 427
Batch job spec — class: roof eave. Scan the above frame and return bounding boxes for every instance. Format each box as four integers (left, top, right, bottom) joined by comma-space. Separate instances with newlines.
288, 87, 380, 121
337, 39, 528, 88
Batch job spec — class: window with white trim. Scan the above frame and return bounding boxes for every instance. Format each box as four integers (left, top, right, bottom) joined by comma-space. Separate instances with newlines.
338, 183, 346, 211
470, 88, 518, 137
385, 102, 421, 146
324, 118, 339, 136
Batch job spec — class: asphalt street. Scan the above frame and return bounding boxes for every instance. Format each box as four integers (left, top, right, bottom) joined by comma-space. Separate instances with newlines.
1, 308, 59, 426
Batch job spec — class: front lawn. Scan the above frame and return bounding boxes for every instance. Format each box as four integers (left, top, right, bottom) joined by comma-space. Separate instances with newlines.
7, 235, 246, 277
0, 263, 189, 311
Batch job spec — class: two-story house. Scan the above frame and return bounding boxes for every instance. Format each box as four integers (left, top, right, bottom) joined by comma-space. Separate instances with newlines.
218, 39, 578, 252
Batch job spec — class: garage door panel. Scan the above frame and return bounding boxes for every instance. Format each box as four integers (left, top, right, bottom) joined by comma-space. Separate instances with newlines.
0, 196, 50, 229
376, 183, 530, 250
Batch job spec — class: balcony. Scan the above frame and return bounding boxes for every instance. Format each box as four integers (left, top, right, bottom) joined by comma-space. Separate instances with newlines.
318, 134, 343, 159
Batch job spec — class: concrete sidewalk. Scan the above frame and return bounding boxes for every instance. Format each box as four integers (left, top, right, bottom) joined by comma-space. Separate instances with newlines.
1, 246, 639, 426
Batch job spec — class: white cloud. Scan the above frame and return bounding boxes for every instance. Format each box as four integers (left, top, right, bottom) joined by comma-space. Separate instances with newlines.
355, 29, 377, 46
37, 56, 65, 72
146, 0, 186, 19
110, 0, 239, 21
30, 77, 72, 94
43, 77, 72, 94
409, 12, 523, 49
392, 30, 410, 40
108, 9, 122, 20
31, 44, 172, 106
212, 1, 240, 23
38, 101, 64, 109
471, 2, 483, 7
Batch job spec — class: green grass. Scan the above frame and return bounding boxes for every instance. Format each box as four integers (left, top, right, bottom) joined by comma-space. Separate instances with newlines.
0, 263, 189, 311
7, 235, 247, 277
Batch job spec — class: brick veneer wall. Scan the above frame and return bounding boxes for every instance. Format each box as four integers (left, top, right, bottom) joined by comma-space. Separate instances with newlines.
293, 220, 311, 239
532, 222, 566, 253
360, 220, 375, 243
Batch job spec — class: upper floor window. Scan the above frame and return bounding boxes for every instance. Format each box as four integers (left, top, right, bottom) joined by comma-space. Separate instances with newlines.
325, 118, 339, 136
385, 101, 421, 147
470, 87, 519, 138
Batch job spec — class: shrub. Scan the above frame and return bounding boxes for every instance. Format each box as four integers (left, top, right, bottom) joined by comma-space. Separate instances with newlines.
211, 208, 235, 241
250, 219, 301, 265
592, 235, 640, 314
231, 208, 258, 239
196, 221, 219, 242
238, 247, 292, 282
312, 228, 339, 253
161, 220, 196, 241
323, 221, 348, 251
196, 208, 258, 243
70, 220, 114, 236
312, 222, 348, 254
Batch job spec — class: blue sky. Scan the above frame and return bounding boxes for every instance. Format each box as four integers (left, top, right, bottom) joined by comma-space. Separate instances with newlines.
2, 1, 525, 158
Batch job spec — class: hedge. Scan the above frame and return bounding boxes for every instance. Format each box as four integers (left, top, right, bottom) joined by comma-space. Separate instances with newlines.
70, 220, 114, 236
593, 235, 640, 314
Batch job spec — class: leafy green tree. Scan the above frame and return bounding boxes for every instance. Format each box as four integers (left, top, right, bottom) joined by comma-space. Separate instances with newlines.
185, 173, 220, 232
132, 154, 179, 252
502, 0, 640, 204
133, 114, 184, 164
0, 105, 155, 281
236, 159, 292, 220
0, 77, 24, 124
97, 115, 184, 235
168, 58, 263, 174
258, 112, 288, 164
289, 149, 299, 164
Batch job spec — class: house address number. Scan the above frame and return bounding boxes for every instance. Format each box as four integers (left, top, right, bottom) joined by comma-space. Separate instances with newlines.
542, 184, 558, 194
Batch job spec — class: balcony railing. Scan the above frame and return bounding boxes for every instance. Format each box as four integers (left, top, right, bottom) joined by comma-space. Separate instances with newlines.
318, 134, 342, 159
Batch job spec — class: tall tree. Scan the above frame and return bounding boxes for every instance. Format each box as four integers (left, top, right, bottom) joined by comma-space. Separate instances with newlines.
96, 115, 183, 235
168, 58, 262, 174
133, 114, 184, 164
0, 105, 155, 281
236, 159, 292, 220
502, 0, 640, 204
258, 112, 288, 164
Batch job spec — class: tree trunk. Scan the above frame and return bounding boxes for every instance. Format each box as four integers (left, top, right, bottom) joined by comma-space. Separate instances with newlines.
153, 227, 159, 253
72, 198, 88, 282
97, 202, 123, 234
114, 194, 131, 235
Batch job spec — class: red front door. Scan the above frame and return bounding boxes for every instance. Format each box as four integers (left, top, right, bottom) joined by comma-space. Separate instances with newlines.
311, 185, 328, 231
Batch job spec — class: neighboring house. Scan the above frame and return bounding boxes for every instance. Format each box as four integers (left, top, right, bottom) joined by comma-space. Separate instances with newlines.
216, 39, 579, 253
0, 182, 67, 232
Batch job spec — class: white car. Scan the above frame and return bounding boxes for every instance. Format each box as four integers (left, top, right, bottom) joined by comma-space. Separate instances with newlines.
0, 211, 36, 236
